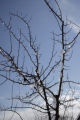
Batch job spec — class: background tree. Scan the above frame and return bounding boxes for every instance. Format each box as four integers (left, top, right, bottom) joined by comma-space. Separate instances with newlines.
0, 0, 80, 120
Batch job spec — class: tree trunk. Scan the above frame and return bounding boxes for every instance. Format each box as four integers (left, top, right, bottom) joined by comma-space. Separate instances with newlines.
55, 97, 59, 120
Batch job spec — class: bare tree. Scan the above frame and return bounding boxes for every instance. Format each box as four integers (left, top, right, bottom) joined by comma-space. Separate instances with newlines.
0, 0, 80, 120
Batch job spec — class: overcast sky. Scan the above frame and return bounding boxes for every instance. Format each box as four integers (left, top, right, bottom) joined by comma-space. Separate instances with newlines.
0, 0, 80, 119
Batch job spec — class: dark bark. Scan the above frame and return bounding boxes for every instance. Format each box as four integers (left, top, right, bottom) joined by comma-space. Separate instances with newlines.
40, 80, 51, 120
55, 96, 59, 120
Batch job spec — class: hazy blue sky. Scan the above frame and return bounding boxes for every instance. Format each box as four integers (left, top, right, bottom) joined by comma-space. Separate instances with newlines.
0, 0, 80, 119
